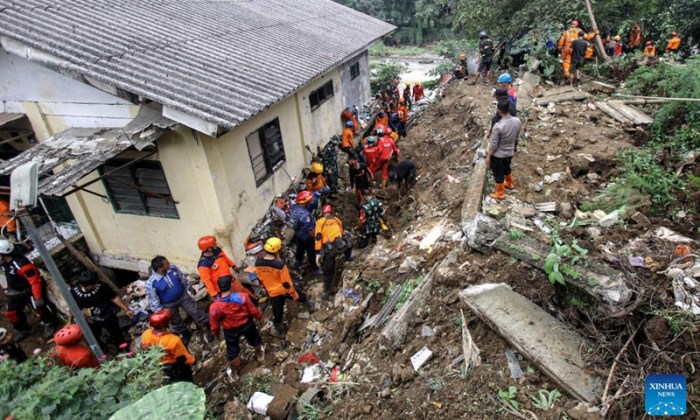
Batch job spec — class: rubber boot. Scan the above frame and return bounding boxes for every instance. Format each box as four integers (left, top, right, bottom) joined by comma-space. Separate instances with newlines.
227, 359, 241, 382
504, 174, 514, 190
270, 322, 285, 338
255, 345, 265, 363
489, 183, 506, 200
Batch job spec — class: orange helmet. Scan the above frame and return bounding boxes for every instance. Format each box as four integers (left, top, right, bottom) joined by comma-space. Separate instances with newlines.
571, 20, 579, 27
296, 190, 313, 205
198, 235, 217, 251
459, 53, 466, 59
149, 309, 173, 329
54, 324, 84, 346
399, 97, 405, 103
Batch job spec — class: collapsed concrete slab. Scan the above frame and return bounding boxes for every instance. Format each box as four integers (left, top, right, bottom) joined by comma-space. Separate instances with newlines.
533, 86, 590, 106
460, 148, 503, 251
492, 233, 633, 314
460, 283, 604, 403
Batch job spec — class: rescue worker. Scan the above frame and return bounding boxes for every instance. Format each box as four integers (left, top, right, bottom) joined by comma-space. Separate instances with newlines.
349, 159, 373, 202
629, 23, 642, 50
486, 102, 522, 200
666, 32, 681, 53
314, 206, 352, 299
318, 136, 340, 195
391, 79, 401, 102
397, 98, 408, 138
375, 111, 389, 129
357, 190, 385, 249
290, 191, 322, 274
71, 271, 133, 351
455, 53, 468, 79
388, 159, 417, 196
0, 238, 58, 341
363, 134, 381, 183
402, 82, 412, 109
255, 238, 313, 336
614, 35, 623, 56
377, 127, 400, 189
489, 73, 518, 138
305, 162, 328, 193
147, 256, 214, 345
53, 324, 100, 369
585, 45, 595, 60
141, 309, 195, 383
412, 81, 424, 102
341, 107, 359, 135
209, 276, 264, 382
644, 41, 657, 57
557, 21, 596, 79
0, 327, 27, 363
470, 31, 494, 85
197, 235, 254, 300
341, 121, 358, 160
570, 32, 590, 85
0, 200, 16, 241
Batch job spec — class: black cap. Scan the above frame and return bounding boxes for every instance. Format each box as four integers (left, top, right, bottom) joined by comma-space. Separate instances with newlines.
78, 271, 98, 285
218, 275, 233, 292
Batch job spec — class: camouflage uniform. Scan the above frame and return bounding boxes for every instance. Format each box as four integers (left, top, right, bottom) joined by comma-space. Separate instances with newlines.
357, 197, 385, 248
319, 137, 340, 194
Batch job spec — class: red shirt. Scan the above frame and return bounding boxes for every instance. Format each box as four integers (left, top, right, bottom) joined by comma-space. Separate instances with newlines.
378, 136, 399, 160
363, 144, 380, 168
54, 344, 99, 369
413, 85, 424, 102
209, 292, 262, 334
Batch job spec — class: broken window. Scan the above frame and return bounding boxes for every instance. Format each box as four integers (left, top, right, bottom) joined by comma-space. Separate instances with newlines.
350, 62, 360, 80
100, 160, 179, 219
309, 80, 334, 111
246, 118, 286, 186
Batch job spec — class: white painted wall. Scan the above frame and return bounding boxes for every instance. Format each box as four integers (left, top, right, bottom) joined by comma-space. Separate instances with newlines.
0, 50, 136, 137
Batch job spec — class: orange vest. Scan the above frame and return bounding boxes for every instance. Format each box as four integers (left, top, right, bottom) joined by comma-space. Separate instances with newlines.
314, 216, 344, 251
341, 127, 355, 148
376, 115, 388, 127
254, 257, 295, 298
141, 328, 195, 365
305, 174, 326, 192
398, 105, 408, 123
0, 200, 16, 233
585, 46, 594, 59
644, 46, 656, 57
666, 37, 681, 51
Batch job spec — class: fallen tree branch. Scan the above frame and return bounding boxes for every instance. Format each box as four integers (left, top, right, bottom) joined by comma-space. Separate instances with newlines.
601, 323, 642, 415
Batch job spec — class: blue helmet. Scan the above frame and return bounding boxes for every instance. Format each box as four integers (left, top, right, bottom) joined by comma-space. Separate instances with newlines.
345, 120, 354, 127
498, 73, 512, 83
367, 136, 377, 144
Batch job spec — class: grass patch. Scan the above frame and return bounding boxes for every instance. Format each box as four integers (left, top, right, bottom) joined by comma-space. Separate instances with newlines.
369, 42, 432, 57
388, 276, 424, 310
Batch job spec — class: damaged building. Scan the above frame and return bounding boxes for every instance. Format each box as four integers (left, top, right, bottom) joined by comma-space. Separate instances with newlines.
0, 0, 394, 276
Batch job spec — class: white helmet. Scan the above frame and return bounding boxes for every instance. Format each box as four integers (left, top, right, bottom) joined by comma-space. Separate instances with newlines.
0, 239, 14, 255
0, 328, 6, 341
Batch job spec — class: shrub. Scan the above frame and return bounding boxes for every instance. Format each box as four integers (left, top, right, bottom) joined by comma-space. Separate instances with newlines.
370, 61, 407, 95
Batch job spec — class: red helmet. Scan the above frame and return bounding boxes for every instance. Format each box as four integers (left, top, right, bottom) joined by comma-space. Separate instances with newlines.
296, 190, 313, 205
384, 127, 393, 135
149, 309, 173, 329
198, 235, 217, 251
571, 20, 579, 27
646, 41, 653, 46
322, 204, 333, 214
54, 324, 84, 346
671, 32, 678, 37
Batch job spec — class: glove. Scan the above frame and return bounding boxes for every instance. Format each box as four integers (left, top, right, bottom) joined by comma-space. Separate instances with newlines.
316, 254, 323, 267
33, 298, 45, 308
290, 290, 300, 301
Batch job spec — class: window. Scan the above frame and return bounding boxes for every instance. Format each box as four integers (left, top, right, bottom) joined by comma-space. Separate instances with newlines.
246, 118, 286, 186
100, 160, 179, 218
350, 62, 360, 80
309, 80, 334, 111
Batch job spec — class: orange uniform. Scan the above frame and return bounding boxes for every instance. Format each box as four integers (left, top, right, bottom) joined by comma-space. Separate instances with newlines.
376, 114, 388, 128
644, 46, 656, 57
666, 36, 681, 52
314, 216, 344, 251
341, 127, 355, 149
141, 328, 195, 365
0, 200, 16, 234
254, 257, 297, 298
197, 248, 253, 299
585, 46, 594, 59
305, 173, 326, 192
397, 104, 408, 123
558, 27, 595, 77
341, 110, 359, 134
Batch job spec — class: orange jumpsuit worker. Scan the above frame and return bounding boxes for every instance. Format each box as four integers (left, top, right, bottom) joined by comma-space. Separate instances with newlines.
141, 309, 195, 383
341, 108, 359, 135
412, 81, 424, 102
305, 162, 327, 193
644, 41, 656, 57
197, 235, 255, 300
340, 121, 358, 160
666, 32, 681, 53
629, 23, 642, 49
377, 131, 399, 189
314, 205, 352, 299
53, 325, 100, 369
0, 200, 16, 240
558, 20, 596, 78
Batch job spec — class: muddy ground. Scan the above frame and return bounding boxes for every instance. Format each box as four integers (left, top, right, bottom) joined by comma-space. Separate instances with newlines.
7, 77, 699, 419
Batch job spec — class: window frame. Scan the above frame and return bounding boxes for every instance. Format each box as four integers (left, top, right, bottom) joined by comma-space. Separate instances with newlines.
245, 118, 286, 187
99, 159, 179, 219
350, 62, 360, 80
309, 80, 334, 111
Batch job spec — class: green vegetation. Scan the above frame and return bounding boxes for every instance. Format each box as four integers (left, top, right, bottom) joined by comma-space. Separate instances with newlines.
498, 386, 519, 411
111, 382, 206, 419
0, 349, 166, 419
544, 236, 588, 285
235, 370, 275, 403
508, 227, 523, 240
369, 61, 406, 94
530, 388, 561, 410
656, 309, 695, 337
388, 276, 424, 310
369, 42, 432, 57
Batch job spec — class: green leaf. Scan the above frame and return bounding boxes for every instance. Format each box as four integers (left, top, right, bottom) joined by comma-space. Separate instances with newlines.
110, 382, 206, 420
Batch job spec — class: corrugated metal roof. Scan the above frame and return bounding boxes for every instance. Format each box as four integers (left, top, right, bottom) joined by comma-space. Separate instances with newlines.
0, 0, 395, 129
0, 105, 177, 196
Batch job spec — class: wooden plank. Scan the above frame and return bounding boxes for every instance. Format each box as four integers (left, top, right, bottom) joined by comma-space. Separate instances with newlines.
533, 91, 590, 106
588, 81, 616, 94
539, 86, 576, 98
460, 284, 604, 402
608, 100, 653, 125
596, 102, 631, 124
